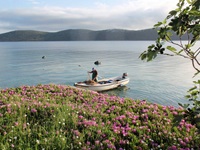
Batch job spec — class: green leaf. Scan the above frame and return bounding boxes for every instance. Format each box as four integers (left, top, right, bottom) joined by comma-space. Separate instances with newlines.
193, 71, 200, 77
142, 50, 158, 62
162, 19, 167, 24
166, 46, 177, 53
178, 103, 190, 108
185, 95, 191, 99
193, 80, 200, 84
148, 44, 155, 49
154, 22, 162, 28
177, 49, 183, 54
165, 31, 173, 41
178, 103, 184, 107
190, 90, 199, 96
188, 86, 197, 92
185, 44, 192, 49
186, 0, 192, 4
169, 10, 178, 16
139, 53, 147, 61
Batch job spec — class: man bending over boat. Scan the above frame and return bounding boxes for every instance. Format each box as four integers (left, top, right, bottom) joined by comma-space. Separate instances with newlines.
88, 68, 98, 82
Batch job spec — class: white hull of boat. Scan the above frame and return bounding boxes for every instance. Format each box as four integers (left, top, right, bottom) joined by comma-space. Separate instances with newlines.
74, 76, 129, 92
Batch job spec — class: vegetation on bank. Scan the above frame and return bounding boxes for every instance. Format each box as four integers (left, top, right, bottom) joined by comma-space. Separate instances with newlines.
0, 29, 189, 41
0, 84, 200, 150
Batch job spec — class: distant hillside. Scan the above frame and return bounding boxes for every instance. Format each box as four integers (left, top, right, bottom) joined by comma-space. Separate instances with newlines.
0, 29, 189, 41
0, 30, 48, 41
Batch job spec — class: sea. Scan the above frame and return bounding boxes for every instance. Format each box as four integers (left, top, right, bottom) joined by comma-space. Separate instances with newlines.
0, 41, 199, 107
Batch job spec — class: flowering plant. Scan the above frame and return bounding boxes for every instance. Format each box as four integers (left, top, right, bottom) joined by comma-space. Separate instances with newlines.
0, 84, 199, 149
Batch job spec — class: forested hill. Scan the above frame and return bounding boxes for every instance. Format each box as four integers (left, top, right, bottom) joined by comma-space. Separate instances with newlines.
0, 29, 188, 41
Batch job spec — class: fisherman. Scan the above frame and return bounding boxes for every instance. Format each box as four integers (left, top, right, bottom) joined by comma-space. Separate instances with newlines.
88, 68, 98, 82
122, 73, 128, 79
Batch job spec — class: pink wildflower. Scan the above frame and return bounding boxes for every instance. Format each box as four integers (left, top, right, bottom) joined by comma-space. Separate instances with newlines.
31, 108, 37, 113
132, 129, 136, 133
184, 137, 189, 143
107, 109, 111, 113
132, 120, 136, 124
73, 130, 80, 136
95, 140, 100, 145
78, 115, 84, 119
180, 140, 186, 146
97, 130, 101, 134
23, 123, 27, 129
56, 131, 59, 135
172, 111, 178, 115
14, 122, 19, 126
142, 109, 148, 113
167, 145, 177, 150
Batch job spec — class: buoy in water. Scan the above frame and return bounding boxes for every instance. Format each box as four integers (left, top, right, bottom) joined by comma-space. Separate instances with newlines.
94, 60, 101, 65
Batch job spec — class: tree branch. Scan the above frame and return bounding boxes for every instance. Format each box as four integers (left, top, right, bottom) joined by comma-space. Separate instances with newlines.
191, 59, 200, 73
194, 47, 200, 57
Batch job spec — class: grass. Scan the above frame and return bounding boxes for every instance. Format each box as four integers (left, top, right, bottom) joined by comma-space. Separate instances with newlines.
0, 84, 200, 149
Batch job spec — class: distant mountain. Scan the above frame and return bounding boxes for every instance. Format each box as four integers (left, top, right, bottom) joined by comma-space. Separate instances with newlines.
0, 29, 189, 41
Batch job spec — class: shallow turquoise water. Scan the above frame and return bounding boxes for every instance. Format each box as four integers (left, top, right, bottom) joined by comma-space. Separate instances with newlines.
0, 41, 199, 107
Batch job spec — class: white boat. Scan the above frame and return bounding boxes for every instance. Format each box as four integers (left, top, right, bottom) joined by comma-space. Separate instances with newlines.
74, 73, 129, 92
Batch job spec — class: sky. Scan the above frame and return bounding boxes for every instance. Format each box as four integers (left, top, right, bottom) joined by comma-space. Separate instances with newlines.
0, 0, 178, 34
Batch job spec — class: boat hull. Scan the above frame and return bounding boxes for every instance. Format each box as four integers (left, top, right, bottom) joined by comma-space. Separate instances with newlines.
74, 76, 129, 92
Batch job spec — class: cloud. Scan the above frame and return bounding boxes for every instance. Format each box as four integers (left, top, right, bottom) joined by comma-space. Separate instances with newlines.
27, 0, 40, 5
0, 0, 177, 33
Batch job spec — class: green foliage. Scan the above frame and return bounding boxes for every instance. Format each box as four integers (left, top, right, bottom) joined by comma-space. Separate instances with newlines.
180, 80, 200, 129
140, 0, 200, 130
0, 29, 187, 41
139, 40, 165, 61
140, 0, 200, 72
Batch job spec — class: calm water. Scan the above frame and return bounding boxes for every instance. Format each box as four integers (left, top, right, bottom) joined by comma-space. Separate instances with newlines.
0, 41, 199, 107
